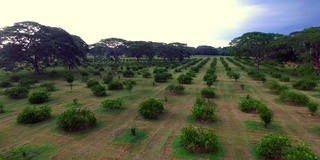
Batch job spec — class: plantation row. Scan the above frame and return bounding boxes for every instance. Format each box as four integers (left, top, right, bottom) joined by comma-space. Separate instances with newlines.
0, 56, 319, 159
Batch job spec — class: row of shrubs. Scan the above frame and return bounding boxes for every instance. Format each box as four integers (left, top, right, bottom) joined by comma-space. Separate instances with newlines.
203, 58, 218, 87
266, 80, 318, 115
226, 57, 246, 70
238, 96, 273, 127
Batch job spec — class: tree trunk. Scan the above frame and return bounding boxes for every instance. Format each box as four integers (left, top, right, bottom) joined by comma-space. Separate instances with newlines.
33, 62, 40, 75
313, 51, 320, 75
136, 57, 140, 63
256, 58, 260, 70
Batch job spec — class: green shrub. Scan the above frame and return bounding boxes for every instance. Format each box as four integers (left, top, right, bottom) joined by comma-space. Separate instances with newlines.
0, 104, 4, 113
191, 104, 215, 121
177, 74, 193, 84
138, 98, 164, 119
186, 70, 196, 77
142, 71, 151, 78
194, 97, 206, 106
123, 79, 136, 86
10, 75, 20, 82
17, 105, 51, 124
257, 134, 291, 159
40, 82, 56, 92
180, 126, 219, 153
247, 71, 265, 81
123, 70, 135, 77
86, 79, 100, 88
165, 84, 185, 94
102, 75, 113, 84
0, 81, 12, 88
201, 88, 216, 98
259, 107, 273, 127
257, 133, 317, 160
57, 108, 97, 132
108, 81, 123, 90
307, 101, 318, 116
232, 72, 240, 81
203, 74, 217, 82
19, 79, 38, 89
267, 80, 289, 94
292, 80, 317, 90
92, 71, 101, 76
280, 76, 290, 82
279, 90, 310, 105
4, 86, 29, 99
101, 98, 123, 110
238, 97, 265, 113
153, 68, 167, 74
154, 73, 169, 83
271, 73, 282, 78
92, 85, 107, 97
28, 90, 51, 104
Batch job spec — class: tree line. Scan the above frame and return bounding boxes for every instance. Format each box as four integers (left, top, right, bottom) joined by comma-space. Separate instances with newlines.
1, 21, 319, 75
229, 27, 320, 75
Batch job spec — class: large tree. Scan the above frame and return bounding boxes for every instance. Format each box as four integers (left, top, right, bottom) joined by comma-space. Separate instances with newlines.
229, 32, 283, 69
0, 21, 88, 74
95, 38, 127, 64
289, 27, 320, 75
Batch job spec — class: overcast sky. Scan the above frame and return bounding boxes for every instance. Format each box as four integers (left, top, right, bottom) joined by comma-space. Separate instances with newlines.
1, 0, 319, 47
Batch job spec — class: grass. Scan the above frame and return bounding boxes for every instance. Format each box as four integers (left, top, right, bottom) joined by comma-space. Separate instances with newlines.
114, 128, 147, 143
0, 56, 320, 159
0, 143, 57, 160
171, 136, 224, 159
63, 102, 85, 108
311, 126, 320, 137
244, 121, 285, 134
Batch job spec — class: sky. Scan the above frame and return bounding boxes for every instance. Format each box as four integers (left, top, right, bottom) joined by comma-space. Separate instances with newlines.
1, 0, 319, 47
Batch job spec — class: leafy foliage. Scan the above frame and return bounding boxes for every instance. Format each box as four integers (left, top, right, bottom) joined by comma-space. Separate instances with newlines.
201, 88, 216, 98
180, 126, 219, 153
142, 71, 151, 78
102, 75, 113, 84
91, 85, 107, 97
165, 84, 185, 94
17, 105, 51, 124
191, 105, 215, 121
101, 98, 124, 110
86, 79, 100, 88
292, 80, 317, 90
267, 80, 289, 94
307, 101, 318, 116
57, 108, 97, 132
28, 90, 51, 104
4, 86, 29, 99
108, 81, 123, 90
177, 74, 193, 84
0, 81, 12, 88
122, 70, 135, 77
0, 104, 4, 113
257, 133, 317, 160
138, 98, 164, 119
279, 90, 310, 105
40, 82, 56, 92
259, 107, 273, 127
238, 97, 265, 113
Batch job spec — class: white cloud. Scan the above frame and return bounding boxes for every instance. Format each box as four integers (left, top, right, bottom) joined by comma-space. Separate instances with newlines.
0, 0, 260, 47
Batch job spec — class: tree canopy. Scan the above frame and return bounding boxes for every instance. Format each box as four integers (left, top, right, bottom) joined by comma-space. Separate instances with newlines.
0, 21, 88, 74
229, 32, 283, 69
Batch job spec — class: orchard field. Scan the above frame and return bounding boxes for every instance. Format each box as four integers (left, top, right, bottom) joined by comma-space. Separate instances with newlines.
0, 56, 319, 159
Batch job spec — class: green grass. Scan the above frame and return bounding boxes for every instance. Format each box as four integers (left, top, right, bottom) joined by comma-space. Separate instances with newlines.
171, 136, 224, 159
244, 121, 285, 134
63, 102, 85, 108
311, 126, 320, 137
185, 115, 223, 127
0, 143, 57, 160
114, 128, 147, 143
95, 105, 127, 115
